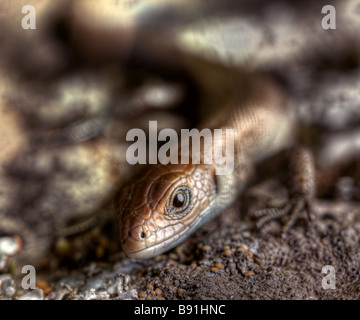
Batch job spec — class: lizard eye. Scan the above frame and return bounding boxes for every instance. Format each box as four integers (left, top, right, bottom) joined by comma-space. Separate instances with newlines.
167, 186, 191, 217
173, 191, 186, 208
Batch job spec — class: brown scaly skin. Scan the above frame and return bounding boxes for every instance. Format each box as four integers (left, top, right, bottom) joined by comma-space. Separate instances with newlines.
116, 163, 217, 258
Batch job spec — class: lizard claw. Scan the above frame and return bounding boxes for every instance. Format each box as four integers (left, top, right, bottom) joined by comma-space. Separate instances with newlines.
253, 146, 317, 238
253, 195, 315, 238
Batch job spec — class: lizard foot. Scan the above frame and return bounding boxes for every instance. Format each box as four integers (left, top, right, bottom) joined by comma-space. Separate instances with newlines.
253, 195, 315, 238
253, 146, 316, 238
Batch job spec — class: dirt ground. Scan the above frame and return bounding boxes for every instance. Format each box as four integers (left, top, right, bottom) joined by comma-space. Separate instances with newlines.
3, 180, 360, 300
35, 189, 360, 300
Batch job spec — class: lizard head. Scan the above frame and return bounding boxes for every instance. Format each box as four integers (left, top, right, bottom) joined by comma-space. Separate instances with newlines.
115, 163, 217, 258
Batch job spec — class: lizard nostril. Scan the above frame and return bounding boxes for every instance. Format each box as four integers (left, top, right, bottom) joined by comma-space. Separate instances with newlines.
140, 231, 146, 240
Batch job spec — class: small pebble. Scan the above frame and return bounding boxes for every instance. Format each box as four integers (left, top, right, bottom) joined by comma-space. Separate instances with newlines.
237, 244, 249, 252
245, 270, 256, 276
36, 280, 52, 295
202, 245, 212, 252
138, 291, 146, 298
5, 286, 16, 297
210, 267, 219, 272
147, 284, 154, 290
155, 288, 163, 296
214, 262, 224, 269
145, 295, 152, 300
150, 290, 155, 295
248, 251, 254, 259
0, 236, 22, 256
190, 262, 197, 269
177, 289, 184, 296
157, 297, 166, 300
223, 245, 231, 251
224, 250, 232, 257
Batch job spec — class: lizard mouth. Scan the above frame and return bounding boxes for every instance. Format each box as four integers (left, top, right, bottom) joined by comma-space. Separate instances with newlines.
121, 224, 192, 259
120, 206, 215, 259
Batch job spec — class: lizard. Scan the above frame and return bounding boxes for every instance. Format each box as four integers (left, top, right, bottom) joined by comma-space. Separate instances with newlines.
114, 36, 317, 259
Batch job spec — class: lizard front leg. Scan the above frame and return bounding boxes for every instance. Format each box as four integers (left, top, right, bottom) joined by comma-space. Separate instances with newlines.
253, 146, 316, 238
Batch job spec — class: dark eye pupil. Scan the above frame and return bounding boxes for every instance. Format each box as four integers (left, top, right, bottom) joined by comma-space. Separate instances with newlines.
173, 192, 185, 208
